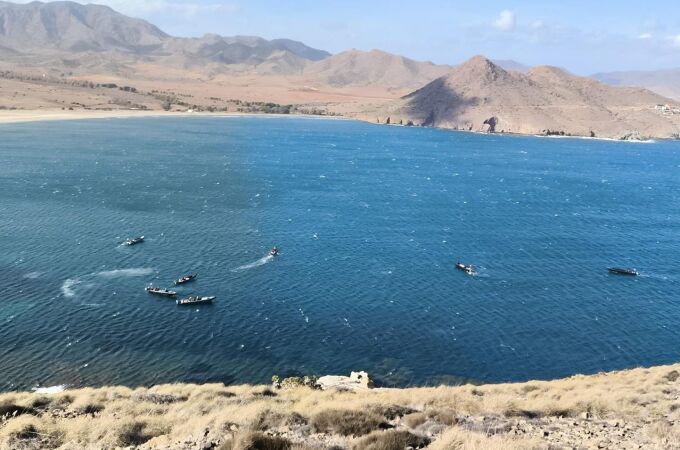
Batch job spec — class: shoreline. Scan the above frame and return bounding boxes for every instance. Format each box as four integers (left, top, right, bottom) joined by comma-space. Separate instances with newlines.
18, 360, 680, 396
366, 120, 671, 143
1, 109, 677, 144
0, 109, 350, 125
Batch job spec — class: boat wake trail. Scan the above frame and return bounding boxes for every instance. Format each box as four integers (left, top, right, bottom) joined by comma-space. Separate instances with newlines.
61, 267, 154, 298
96, 268, 154, 278
232, 255, 273, 272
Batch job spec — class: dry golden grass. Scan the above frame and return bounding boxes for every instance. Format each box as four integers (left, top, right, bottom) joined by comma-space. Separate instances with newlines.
0, 363, 678, 449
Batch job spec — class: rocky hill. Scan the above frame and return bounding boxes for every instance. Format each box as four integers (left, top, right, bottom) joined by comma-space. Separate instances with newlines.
0, 1, 329, 75
0, 1, 167, 54
368, 56, 680, 139
304, 49, 450, 90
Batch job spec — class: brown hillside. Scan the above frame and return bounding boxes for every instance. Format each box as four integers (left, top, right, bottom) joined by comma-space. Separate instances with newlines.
368, 56, 680, 139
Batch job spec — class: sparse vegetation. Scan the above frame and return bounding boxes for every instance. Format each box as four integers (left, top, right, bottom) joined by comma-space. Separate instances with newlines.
0, 364, 678, 448
220, 431, 293, 450
352, 430, 430, 450
312, 409, 387, 436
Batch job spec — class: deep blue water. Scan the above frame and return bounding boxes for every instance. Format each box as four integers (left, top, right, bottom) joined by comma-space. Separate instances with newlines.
1, 116, 679, 391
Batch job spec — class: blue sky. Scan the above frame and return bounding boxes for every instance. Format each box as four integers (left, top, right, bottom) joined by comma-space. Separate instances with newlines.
23, 0, 680, 73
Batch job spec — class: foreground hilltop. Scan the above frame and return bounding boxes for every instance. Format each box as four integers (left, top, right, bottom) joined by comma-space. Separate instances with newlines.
0, 364, 678, 449
367, 56, 680, 140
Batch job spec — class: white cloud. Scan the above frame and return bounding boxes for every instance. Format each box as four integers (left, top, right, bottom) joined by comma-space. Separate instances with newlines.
530, 20, 545, 30
673, 34, 680, 48
492, 10, 516, 32
637, 32, 653, 39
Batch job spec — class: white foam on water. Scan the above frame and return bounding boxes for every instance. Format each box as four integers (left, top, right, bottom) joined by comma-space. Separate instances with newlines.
32, 385, 67, 394
96, 268, 154, 278
61, 279, 79, 298
61, 268, 154, 298
232, 255, 273, 272
24, 271, 44, 279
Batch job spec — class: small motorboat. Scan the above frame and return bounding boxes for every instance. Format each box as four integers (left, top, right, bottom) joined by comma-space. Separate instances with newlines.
456, 262, 474, 275
176, 295, 215, 306
174, 273, 197, 285
608, 267, 639, 276
125, 236, 144, 246
270, 246, 279, 257
145, 287, 177, 297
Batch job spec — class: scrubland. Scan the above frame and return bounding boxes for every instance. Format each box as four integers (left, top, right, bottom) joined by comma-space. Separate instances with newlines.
1, 364, 679, 449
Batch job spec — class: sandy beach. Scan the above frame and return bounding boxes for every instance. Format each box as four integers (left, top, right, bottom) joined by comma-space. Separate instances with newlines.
0, 109, 360, 125
0, 110, 241, 124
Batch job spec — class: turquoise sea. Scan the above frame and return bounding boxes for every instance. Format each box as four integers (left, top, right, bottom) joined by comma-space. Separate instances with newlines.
1, 116, 679, 391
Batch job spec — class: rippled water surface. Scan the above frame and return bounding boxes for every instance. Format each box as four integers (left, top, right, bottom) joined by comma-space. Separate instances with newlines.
1, 117, 679, 391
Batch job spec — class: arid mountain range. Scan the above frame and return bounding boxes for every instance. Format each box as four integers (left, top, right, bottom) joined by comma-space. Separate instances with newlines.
0, 1, 678, 139
593, 69, 680, 101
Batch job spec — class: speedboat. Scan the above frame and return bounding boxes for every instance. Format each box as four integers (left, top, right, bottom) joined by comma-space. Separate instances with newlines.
270, 247, 279, 257
174, 273, 197, 285
608, 267, 639, 276
456, 262, 474, 275
125, 236, 144, 246
145, 287, 177, 297
176, 295, 215, 306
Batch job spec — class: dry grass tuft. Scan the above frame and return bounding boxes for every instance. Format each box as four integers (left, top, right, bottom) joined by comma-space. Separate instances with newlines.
249, 409, 307, 431
369, 404, 417, 420
254, 388, 278, 398
404, 408, 458, 428
133, 392, 188, 404
428, 427, 543, 450
0, 415, 63, 449
0, 403, 36, 417
29, 396, 52, 410
664, 370, 679, 382
351, 429, 430, 450
312, 409, 388, 436
648, 421, 680, 448
221, 431, 292, 450
76, 402, 105, 415
113, 418, 169, 446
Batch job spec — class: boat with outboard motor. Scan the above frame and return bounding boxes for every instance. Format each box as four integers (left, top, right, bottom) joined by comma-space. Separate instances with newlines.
270, 246, 279, 257
125, 236, 144, 246
176, 295, 215, 306
456, 262, 474, 275
608, 267, 639, 276
145, 287, 177, 297
174, 273, 197, 285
